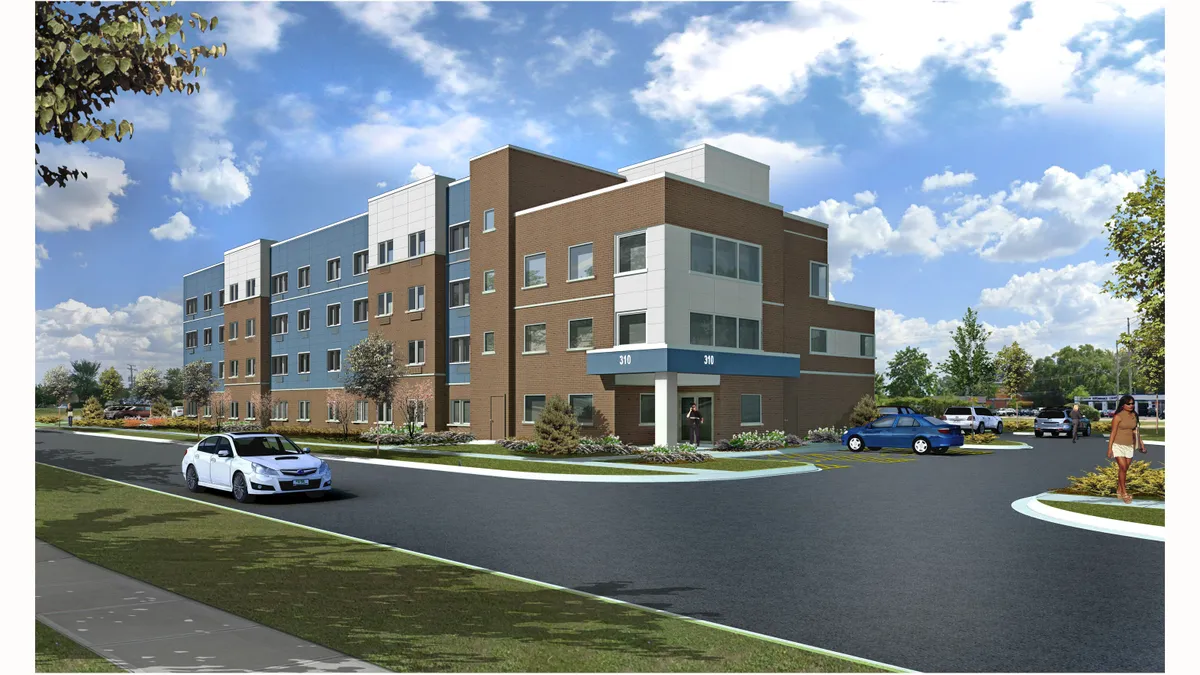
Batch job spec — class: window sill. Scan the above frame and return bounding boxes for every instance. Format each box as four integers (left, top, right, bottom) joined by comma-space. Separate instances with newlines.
740, 422, 764, 427
449, 304, 470, 310
298, 418, 311, 423
482, 228, 495, 234
448, 423, 471, 427
567, 276, 595, 284
408, 362, 426, 367
613, 269, 646, 278
522, 350, 547, 355
482, 289, 495, 294
522, 283, 548, 290
298, 371, 310, 376
566, 347, 592, 352
327, 324, 342, 328
639, 422, 655, 427
482, 351, 495, 355
299, 328, 310, 332
449, 361, 471, 365
353, 320, 367, 324
376, 314, 394, 318
405, 308, 425, 314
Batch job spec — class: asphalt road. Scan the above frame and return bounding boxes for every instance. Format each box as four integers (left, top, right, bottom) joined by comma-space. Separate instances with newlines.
35, 429, 1165, 673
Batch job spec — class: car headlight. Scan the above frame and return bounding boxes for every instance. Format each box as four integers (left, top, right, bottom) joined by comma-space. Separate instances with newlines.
318, 460, 329, 473
250, 463, 279, 477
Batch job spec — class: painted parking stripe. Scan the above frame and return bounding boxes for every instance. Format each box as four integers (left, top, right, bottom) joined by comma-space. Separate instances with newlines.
35, 461, 914, 673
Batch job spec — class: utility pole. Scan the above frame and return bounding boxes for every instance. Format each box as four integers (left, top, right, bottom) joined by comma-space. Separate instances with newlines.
126, 364, 136, 392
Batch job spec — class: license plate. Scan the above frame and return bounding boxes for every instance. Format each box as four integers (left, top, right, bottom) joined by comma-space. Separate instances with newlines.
293, 479, 309, 486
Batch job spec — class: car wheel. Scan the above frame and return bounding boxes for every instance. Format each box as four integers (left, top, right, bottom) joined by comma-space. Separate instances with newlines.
232, 472, 255, 504
1084, 426, 1091, 437
847, 435, 865, 452
913, 438, 931, 455
996, 422, 1004, 435
977, 423, 985, 434
185, 465, 203, 493
1035, 430, 1043, 438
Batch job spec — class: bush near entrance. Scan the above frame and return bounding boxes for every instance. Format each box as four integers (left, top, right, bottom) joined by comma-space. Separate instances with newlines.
1065, 460, 1164, 499
533, 395, 581, 455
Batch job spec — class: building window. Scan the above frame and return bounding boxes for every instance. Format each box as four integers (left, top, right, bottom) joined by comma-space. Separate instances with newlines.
327, 303, 341, 327
639, 393, 655, 425
738, 243, 760, 282
218, 290, 224, 307
449, 223, 469, 252
618, 313, 646, 345
376, 240, 393, 266
408, 400, 426, 426
569, 394, 594, 426
326, 402, 337, 422
298, 266, 310, 288
523, 395, 546, 424
483, 209, 495, 232
218, 361, 224, 379
203, 293, 212, 312
409, 285, 427, 311
298, 352, 310, 373
568, 243, 594, 281
715, 315, 737, 348
690, 233, 714, 274
271, 355, 288, 376
408, 340, 425, 365
203, 328, 212, 346
228, 284, 239, 302
230, 401, 239, 418
270, 272, 288, 295
448, 280, 468, 308
810, 328, 828, 354
617, 232, 646, 273
483, 331, 495, 354
408, 231, 426, 257
186, 331, 198, 348
185, 298, 198, 316
230, 359, 239, 377
354, 250, 370, 275
327, 349, 342, 372
204, 403, 211, 418
247, 358, 256, 377
271, 313, 288, 336
247, 278, 257, 297
524, 323, 547, 354
689, 313, 713, 346
568, 318, 593, 350
298, 400, 310, 422
229, 320, 238, 340
524, 253, 547, 288
376, 292, 393, 317
246, 401, 256, 420
327, 257, 341, 282
810, 261, 828, 298
354, 400, 369, 423
450, 399, 471, 425
353, 298, 369, 323
272, 400, 289, 421
449, 336, 470, 363
298, 309, 310, 331
741, 394, 763, 425
246, 318, 256, 337
483, 269, 495, 293
715, 238, 741, 278
218, 325, 225, 343
739, 318, 760, 350
861, 334, 875, 358
377, 401, 393, 424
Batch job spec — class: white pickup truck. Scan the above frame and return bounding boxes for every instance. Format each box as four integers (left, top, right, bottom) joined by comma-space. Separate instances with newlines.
943, 406, 1005, 434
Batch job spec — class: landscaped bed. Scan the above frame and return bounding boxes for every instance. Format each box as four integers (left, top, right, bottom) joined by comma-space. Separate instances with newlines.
35, 620, 122, 673
1037, 500, 1164, 527
35, 464, 890, 673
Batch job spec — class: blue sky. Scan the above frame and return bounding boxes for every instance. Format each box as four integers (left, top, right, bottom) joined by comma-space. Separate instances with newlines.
33, 0, 1165, 383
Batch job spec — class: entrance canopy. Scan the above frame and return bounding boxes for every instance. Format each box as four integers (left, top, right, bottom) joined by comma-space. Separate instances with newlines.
586, 344, 800, 378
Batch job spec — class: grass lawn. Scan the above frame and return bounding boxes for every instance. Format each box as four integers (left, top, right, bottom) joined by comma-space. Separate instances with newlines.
35, 621, 123, 673
1048, 488, 1163, 501
656, 458, 814, 472
35, 464, 891, 673
1038, 499, 1165, 527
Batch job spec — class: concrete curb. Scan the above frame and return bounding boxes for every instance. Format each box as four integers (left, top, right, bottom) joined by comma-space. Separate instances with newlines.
1101, 434, 1166, 446
1037, 492, 1164, 509
1011, 494, 1165, 542
961, 442, 1032, 450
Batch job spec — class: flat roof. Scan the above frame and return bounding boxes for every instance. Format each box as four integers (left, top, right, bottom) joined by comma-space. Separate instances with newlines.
270, 212, 368, 248
617, 143, 770, 174
182, 261, 225, 278
514, 170, 785, 218
468, 144, 625, 180
367, 173, 445, 203
783, 211, 830, 229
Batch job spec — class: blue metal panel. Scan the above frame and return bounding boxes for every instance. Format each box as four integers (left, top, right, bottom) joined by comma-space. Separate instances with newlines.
448, 260, 469, 281
448, 180, 470, 224
448, 308, 470, 337
183, 313, 227, 391
449, 363, 471, 384
449, 250, 470, 264
587, 348, 800, 377
183, 263, 226, 387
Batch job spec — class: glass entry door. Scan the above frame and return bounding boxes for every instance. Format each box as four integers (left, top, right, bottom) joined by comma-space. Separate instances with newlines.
679, 395, 714, 444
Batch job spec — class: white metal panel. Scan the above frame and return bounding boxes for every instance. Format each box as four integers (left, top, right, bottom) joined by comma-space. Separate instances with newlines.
661, 224, 762, 347
224, 240, 269, 301
367, 176, 450, 268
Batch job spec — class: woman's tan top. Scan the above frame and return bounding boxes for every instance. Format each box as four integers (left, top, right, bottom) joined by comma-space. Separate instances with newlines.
1112, 410, 1139, 445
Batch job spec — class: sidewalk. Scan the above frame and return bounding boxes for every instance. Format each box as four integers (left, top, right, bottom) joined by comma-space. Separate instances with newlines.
36, 540, 387, 672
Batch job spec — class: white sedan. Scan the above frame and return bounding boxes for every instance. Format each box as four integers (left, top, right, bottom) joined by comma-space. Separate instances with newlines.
181, 432, 332, 503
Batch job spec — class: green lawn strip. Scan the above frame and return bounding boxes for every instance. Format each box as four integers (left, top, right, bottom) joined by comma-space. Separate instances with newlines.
36, 464, 889, 673
1037, 499, 1165, 527
1048, 488, 1163, 501
681, 458, 813, 472
35, 620, 124, 673
308, 447, 684, 476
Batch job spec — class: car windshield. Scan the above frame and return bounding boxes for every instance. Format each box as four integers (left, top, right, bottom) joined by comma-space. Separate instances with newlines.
1038, 410, 1067, 419
945, 407, 972, 415
923, 416, 947, 426
233, 435, 303, 456
878, 407, 898, 414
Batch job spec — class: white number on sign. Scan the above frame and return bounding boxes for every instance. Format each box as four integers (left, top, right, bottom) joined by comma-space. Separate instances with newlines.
703, 354, 715, 365
619, 354, 633, 365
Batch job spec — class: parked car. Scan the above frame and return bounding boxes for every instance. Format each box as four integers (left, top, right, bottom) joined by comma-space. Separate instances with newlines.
877, 406, 919, 416
113, 404, 151, 419
1035, 408, 1092, 438
181, 432, 332, 503
943, 406, 1004, 434
997, 408, 1017, 417
171, 406, 185, 417
841, 414, 965, 455
103, 405, 126, 420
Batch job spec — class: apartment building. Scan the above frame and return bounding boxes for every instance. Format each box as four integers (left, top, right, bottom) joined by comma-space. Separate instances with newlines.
182, 143, 876, 445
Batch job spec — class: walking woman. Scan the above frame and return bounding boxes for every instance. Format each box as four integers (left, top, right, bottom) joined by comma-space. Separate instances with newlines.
1107, 394, 1148, 503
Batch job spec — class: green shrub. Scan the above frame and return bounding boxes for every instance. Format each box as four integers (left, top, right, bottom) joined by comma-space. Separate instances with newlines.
807, 426, 846, 443
1067, 460, 1165, 499
151, 396, 172, 418
1079, 404, 1101, 421
849, 394, 878, 428
637, 444, 712, 463
533, 395, 580, 455
964, 432, 997, 445
36, 414, 62, 424
80, 397, 104, 423
1001, 417, 1033, 431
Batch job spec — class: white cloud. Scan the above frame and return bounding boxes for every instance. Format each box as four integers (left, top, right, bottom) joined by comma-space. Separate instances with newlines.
340, 110, 489, 172
35, 243, 49, 269
103, 94, 171, 133
634, 0, 1165, 134
979, 260, 1133, 326
324, 84, 349, 97
617, 2, 670, 25
336, 2, 491, 97
216, 2, 302, 68
530, 29, 617, 83
922, 170, 977, 192
791, 198, 894, 284
1133, 50, 1164, 75
149, 211, 197, 241
36, 296, 184, 383
170, 138, 253, 208
35, 144, 132, 232
374, 89, 392, 105
376, 181, 387, 189
409, 163, 434, 181
458, 1, 491, 21
191, 87, 236, 134
693, 132, 840, 180
853, 191, 876, 207
567, 91, 617, 120
520, 120, 555, 148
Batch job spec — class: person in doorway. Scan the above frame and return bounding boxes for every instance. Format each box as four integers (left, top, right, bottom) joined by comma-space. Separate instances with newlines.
1107, 394, 1148, 503
1070, 404, 1083, 443
687, 403, 703, 445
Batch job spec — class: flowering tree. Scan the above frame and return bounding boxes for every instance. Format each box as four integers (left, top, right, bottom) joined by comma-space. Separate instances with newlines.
344, 333, 400, 452
131, 366, 165, 402
42, 366, 74, 408
210, 389, 233, 431
325, 390, 356, 440
394, 372, 435, 440
250, 390, 274, 429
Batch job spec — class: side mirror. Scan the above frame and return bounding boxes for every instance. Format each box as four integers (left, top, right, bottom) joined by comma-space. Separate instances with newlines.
301, 447, 311, 454
217, 449, 231, 458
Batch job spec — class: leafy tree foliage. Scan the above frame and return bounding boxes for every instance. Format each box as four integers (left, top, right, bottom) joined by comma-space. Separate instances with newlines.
874, 372, 886, 397
849, 394, 879, 428
151, 396, 171, 418
1103, 171, 1165, 392
81, 396, 105, 422
70, 359, 102, 401
35, 1, 225, 186
164, 367, 183, 402
534, 395, 581, 455
885, 347, 938, 398
99, 366, 125, 403
325, 390, 357, 440
42, 366, 74, 406
344, 334, 400, 451
180, 360, 214, 439
131, 366, 164, 402
994, 342, 1033, 410
939, 308, 995, 397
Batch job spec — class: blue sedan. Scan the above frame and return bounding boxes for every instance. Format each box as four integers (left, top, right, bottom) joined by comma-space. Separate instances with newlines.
841, 414, 965, 455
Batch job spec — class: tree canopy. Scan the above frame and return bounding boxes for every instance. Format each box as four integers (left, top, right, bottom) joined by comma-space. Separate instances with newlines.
994, 342, 1033, 408
35, 1, 225, 186
885, 347, 938, 398
1104, 171, 1164, 392
939, 308, 995, 397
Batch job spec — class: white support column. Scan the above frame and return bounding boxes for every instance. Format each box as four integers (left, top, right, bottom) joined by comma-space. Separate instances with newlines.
654, 372, 678, 447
